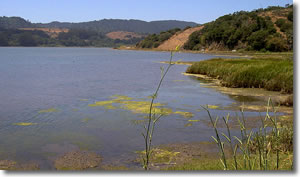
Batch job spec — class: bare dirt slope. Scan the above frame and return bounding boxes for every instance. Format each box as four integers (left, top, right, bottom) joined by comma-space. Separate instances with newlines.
157, 26, 203, 50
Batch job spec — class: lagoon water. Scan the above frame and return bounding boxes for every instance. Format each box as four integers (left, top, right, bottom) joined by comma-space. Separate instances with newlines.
0, 47, 261, 169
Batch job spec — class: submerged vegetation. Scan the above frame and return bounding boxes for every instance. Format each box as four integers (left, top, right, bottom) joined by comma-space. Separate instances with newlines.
88, 95, 194, 118
186, 57, 293, 93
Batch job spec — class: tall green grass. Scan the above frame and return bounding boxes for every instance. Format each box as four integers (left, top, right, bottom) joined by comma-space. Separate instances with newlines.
203, 98, 293, 170
186, 58, 293, 93
166, 100, 293, 171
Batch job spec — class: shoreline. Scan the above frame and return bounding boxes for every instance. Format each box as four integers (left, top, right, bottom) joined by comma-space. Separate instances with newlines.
116, 46, 293, 58
182, 72, 293, 114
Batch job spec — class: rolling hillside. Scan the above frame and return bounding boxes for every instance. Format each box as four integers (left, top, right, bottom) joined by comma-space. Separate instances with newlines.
137, 5, 293, 52
36, 19, 198, 34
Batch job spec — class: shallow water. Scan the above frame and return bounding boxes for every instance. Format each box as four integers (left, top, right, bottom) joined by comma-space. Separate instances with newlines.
0, 47, 265, 169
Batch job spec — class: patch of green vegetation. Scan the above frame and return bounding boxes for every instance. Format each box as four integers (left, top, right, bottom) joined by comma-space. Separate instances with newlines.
79, 99, 89, 101
38, 108, 59, 113
207, 105, 219, 109
88, 95, 194, 118
174, 111, 194, 118
184, 123, 193, 127
103, 105, 118, 110
165, 153, 293, 170
186, 58, 293, 93
13, 122, 37, 126
183, 6, 293, 52
188, 120, 200, 122
110, 95, 133, 101
136, 148, 180, 165
81, 117, 91, 123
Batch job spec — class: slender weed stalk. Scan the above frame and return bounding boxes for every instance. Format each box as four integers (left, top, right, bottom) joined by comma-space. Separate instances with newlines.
142, 46, 180, 170
202, 106, 228, 170
221, 114, 238, 170
205, 98, 291, 170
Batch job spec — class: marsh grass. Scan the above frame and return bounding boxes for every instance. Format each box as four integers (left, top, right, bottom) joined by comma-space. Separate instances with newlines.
186, 58, 293, 93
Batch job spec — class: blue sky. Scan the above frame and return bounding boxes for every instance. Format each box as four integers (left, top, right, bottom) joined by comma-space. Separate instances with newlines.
0, 0, 294, 23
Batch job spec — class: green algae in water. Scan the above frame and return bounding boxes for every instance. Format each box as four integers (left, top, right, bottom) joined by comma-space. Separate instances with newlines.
88, 95, 173, 115
174, 111, 194, 118
81, 117, 91, 123
13, 122, 37, 126
173, 80, 185, 82
184, 123, 193, 127
188, 119, 200, 122
109, 95, 133, 101
38, 108, 59, 113
88, 100, 116, 107
79, 99, 89, 101
207, 105, 219, 109
72, 108, 79, 112
88, 95, 196, 118
196, 108, 202, 112
136, 148, 180, 164
104, 105, 117, 110
119, 100, 171, 115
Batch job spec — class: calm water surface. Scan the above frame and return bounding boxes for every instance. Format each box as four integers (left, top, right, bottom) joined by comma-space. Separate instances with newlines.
0, 47, 262, 169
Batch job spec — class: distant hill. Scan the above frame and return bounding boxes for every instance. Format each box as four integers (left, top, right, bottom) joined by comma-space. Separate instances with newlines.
0, 16, 197, 47
0, 16, 35, 29
36, 19, 198, 34
0, 17, 197, 34
137, 5, 293, 52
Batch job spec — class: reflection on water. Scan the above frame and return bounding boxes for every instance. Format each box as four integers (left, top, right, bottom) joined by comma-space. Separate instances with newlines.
0, 47, 266, 169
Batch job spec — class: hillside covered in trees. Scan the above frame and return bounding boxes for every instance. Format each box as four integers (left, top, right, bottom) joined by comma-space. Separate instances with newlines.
0, 27, 138, 47
37, 19, 198, 34
137, 5, 293, 52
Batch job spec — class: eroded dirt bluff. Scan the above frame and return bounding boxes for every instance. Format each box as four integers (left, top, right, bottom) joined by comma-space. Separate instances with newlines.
157, 26, 203, 50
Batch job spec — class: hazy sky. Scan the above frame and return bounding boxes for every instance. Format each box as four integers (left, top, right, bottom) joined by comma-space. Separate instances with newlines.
0, 0, 294, 23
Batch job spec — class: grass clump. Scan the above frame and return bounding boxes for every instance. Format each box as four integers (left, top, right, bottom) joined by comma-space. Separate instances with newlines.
186, 58, 293, 93
201, 99, 293, 170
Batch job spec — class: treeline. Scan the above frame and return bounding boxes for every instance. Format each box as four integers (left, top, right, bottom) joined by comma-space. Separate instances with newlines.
136, 28, 185, 48
184, 5, 293, 52
38, 20, 197, 34
0, 16, 34, 29
0, 28, 142, 47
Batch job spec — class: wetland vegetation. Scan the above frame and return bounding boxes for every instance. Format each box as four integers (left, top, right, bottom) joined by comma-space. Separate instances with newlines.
186, 57, 293, 94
